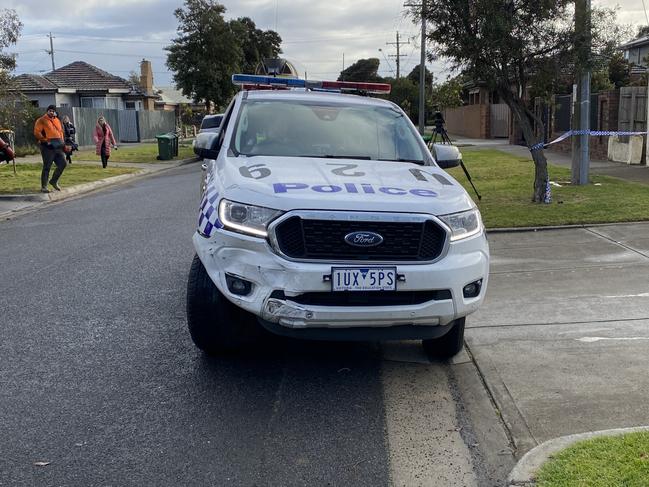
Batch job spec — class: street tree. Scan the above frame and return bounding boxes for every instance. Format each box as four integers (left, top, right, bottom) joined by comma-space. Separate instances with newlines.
638, 25, 649, 38
417, 0, 575, 203
338, 58, 383, 82
166, 0, 242, 111
430, 76, 464, 110
229, 17, 282, 74
406, 64, 433, 87
0, 9, 39, 146
127, 71, 143, 91
607, 53, 630, 88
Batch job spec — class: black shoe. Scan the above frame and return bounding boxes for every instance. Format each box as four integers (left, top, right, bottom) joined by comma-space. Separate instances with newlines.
49, 180, 61, 191
40, 187, 50, 193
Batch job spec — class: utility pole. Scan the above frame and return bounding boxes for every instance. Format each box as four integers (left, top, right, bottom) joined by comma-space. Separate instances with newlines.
386, 31, 409, 79
418, 4, 426, 134
404, 2, 427, 134
571, 0, 591, 185
46, 32, 56, 71
342, 52, 345, 81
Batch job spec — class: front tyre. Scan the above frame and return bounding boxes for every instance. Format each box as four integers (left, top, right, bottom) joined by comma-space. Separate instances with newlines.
186, 254, 263, 354
422, 317, 466, 359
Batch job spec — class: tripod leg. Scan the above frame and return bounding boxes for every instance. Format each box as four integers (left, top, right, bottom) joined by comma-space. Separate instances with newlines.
459, 161, 482, 201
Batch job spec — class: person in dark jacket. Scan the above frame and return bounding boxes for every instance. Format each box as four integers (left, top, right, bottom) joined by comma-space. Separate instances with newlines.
62, 115, 77, 164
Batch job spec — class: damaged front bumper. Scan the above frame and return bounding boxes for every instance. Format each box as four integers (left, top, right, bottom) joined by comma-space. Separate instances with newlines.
193, 227, 489, 336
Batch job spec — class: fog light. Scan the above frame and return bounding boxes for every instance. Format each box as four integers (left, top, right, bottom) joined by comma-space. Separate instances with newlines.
463, 279, 482, 298
225, 274, 252, 296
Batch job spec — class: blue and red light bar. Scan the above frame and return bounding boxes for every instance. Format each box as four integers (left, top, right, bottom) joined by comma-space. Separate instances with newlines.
232, 74, 391, 94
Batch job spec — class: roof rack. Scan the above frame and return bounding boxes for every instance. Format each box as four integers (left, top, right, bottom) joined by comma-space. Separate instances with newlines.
232, 74, 391, 95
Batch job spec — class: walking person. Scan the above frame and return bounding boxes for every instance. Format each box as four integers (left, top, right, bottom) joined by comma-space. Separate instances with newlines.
33, 105, 66, 192
94, 116, 117, 168
62, 115, 77, 164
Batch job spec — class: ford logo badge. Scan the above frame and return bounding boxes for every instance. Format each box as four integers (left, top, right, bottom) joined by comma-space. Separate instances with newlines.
344, 231, 384, 247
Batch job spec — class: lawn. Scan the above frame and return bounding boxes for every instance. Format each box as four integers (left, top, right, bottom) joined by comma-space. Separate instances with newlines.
73, 141, 195, 163
536, 432, 649, 487
0, 163, 137, 194
448, 149, 649, 228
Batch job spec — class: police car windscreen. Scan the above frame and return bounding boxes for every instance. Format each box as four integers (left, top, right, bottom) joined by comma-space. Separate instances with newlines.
233, 100, 425, 162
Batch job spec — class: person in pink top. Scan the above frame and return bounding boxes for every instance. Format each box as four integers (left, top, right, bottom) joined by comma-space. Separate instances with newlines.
94, 115, 117, 168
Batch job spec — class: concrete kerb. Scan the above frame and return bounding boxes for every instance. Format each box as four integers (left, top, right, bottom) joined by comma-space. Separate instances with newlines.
0, 156, 199, 220
508, 426, 649, 486
487, 220, 649, 234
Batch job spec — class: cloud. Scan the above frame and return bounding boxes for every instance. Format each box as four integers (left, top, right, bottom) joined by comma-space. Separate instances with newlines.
7, 0, 647, 86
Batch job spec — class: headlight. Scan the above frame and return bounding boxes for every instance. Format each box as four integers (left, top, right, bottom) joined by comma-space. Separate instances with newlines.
439, 208, 482, 241
218, 199, 283, 237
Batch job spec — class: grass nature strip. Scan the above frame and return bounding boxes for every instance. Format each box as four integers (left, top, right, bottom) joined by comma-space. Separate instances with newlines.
73, 142, 195, 163
0, 163, 137, 194
536, 432, 649, 487
448, 149, 649, 229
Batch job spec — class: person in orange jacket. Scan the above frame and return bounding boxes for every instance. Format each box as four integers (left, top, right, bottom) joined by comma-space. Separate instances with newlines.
33, 105, 67, 192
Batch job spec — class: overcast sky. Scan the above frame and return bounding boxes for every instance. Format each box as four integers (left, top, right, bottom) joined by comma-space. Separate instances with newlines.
6, 0, 647, 90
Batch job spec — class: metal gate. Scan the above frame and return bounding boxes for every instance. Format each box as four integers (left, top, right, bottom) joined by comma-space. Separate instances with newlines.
490, 103, 510, 138
619, 87, 647, 133
118, 110, 139, 143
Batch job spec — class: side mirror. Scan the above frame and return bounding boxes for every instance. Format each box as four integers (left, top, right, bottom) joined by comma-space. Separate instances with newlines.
431, 143, 462, 169
197, 131, 221, 160
198, 148, 219, 160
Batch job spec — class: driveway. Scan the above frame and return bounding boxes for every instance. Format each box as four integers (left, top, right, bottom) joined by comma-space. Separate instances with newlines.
468, 223, 649, 455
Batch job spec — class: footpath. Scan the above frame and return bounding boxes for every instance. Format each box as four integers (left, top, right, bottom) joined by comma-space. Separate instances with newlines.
0, 155, 198, 220
450, 138, 649, 485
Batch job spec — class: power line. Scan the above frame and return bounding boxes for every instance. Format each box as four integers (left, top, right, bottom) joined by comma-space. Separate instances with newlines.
642, 0, 649, 24
282, 32, 416, 44
30, 33, 170, 45
57, 49, 166, 59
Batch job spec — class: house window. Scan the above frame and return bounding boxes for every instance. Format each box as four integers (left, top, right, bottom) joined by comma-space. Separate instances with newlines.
60, 103, 69, 108
30, 100, 39, 107
124, 101, 142, 111
80, 96, 123, 109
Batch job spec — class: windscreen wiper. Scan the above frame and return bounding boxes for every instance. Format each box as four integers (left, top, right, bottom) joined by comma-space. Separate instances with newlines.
378, 158, 426, 165
305, 154, 372, 160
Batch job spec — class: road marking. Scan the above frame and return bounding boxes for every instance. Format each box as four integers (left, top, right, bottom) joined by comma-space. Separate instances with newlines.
577, 336, 649, 343
603, 292, 649, 298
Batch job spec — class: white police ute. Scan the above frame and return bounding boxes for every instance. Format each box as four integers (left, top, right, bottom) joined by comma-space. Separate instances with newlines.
187, 74, 489, 357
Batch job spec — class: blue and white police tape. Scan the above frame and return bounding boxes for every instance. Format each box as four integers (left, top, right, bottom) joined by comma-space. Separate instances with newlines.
530, 129, 648, 152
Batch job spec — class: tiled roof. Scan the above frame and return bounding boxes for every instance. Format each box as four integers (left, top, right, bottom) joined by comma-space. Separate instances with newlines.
13, 74, 58, 91
46, 61, 130, 91
620, 36, 649, 50
12, 61, 131, 92
154, 86, 193, 105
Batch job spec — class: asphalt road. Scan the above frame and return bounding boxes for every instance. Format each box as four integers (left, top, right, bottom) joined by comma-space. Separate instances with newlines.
0, 164, 512, 487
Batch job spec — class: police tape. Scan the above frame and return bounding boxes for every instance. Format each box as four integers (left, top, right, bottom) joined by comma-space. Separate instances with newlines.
530, 130, 648, 152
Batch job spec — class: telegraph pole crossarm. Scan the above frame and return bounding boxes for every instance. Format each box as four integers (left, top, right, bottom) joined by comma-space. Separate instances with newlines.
46, 32, 56, 71
386, 31, 409, 79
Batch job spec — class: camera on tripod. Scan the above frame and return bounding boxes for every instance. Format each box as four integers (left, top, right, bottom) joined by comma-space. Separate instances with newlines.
427, 107, 482, 200
432, 107, 446, 134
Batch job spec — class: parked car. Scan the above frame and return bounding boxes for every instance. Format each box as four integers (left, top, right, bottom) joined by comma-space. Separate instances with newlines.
193, 114, 224, 157
188, 76, 489, 358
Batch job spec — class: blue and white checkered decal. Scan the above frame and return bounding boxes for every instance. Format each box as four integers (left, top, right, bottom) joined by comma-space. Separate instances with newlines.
197, 186, 222, 237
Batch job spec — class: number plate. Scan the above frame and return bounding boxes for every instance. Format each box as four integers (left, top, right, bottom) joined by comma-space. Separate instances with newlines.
331, 267, 397, 292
